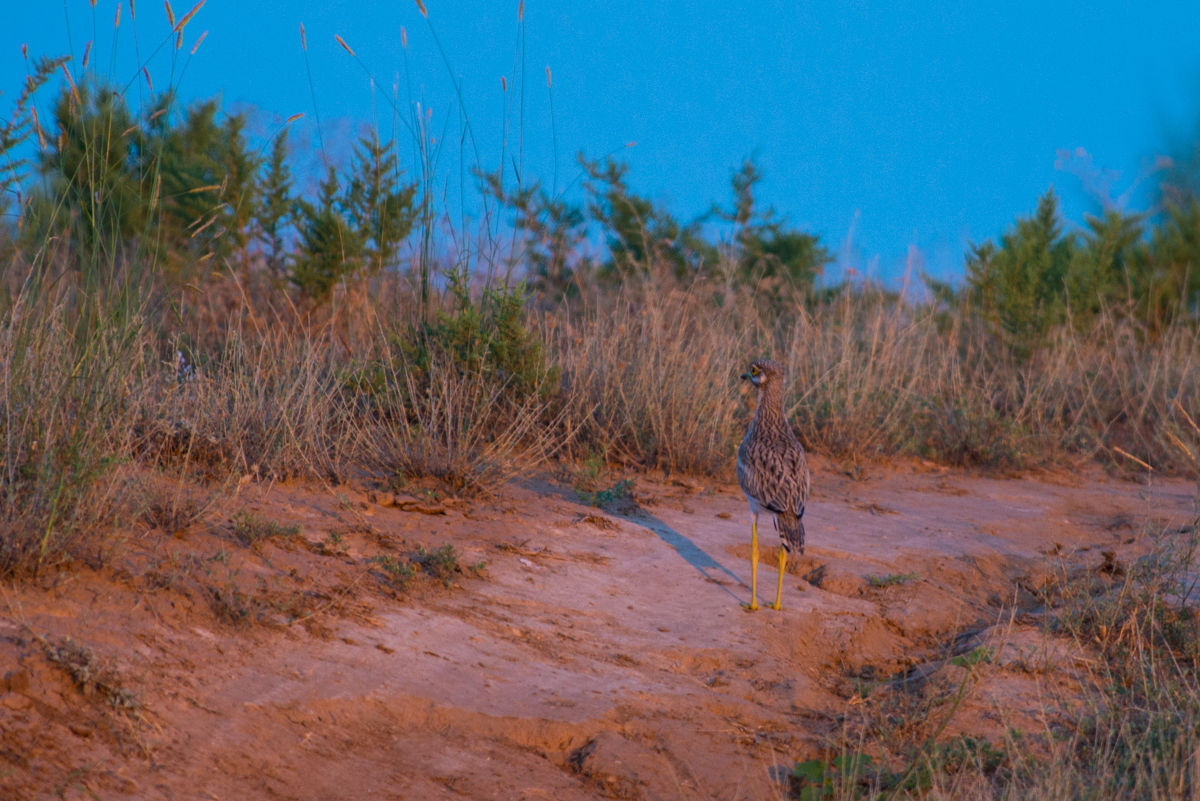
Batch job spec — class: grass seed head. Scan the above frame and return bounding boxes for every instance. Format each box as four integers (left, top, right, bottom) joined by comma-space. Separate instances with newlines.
335, 34, 355, 56
416, 0, 427, 18
174, 0, 204, 32
31, 106, 45, 148
164, 0, 174, 27
60, 63, 80, 104
190, 30, 207, 54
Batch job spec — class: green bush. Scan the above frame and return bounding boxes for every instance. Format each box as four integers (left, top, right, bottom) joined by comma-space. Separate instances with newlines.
397, 269, 558, 402
963, 189, 1200, 348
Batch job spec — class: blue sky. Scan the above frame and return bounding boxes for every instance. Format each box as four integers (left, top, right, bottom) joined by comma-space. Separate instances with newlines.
3, 1, 1199, 283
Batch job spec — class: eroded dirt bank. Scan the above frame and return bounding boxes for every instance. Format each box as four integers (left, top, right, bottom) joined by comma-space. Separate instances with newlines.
1, 461, 1195, 800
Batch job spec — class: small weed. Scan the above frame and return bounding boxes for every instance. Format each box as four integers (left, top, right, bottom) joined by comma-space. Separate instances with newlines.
884, 736, 1010, 796
879, 645, 994, 797
202, 569, 261, 627
933, 735, 1008, 778
949, 646, 993, 669
42, 636, 141, 711
576, 478, 635, 508
369, 555, 417, 590
868, 572, 919, 588
233, 512, 301, 547
370, 546, 477, 591
792, 752, 875, 800
414, 544, 461, 586
144, 497, 200, 535
567, 453, 638, 509
573, 452, 606, 485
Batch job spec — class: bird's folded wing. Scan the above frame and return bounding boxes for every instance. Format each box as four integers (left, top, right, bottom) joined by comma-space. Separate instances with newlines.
738, 443, 807, 517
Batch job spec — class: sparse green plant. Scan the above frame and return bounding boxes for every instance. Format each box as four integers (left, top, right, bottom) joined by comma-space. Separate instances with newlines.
575, 478, 635, 509
232, 512, 301, 547
414, 543, 461, 587
369, 554, 417, 590
792, 752, 875, 800
869, 573, 920, 588
202, 567, 261, 626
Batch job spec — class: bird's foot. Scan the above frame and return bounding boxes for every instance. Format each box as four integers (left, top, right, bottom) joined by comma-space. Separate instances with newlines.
769, 601, 783, 611
741, 601, 760, 612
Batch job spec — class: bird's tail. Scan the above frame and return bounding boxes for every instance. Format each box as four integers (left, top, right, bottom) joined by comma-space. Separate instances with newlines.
777, 509, 805, 555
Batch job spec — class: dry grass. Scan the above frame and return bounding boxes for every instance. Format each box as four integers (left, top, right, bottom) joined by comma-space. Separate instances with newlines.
2, 260, 1199, 582
550, 275, 1200, 476
2, 233, 1199, 801
795, 483, 1200, 801
0, 289, 151, 576
360, 341, 564, 496
548, 280, 750, 473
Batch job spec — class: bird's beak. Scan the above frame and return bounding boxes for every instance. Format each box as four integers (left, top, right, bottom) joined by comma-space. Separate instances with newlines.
740, 372, 751, 381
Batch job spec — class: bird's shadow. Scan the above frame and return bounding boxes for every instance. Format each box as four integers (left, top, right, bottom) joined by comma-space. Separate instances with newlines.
612, 508, 745, 602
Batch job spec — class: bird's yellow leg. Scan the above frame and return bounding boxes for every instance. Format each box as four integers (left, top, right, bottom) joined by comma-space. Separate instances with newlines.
772, 548, 786, 611
743, 515, 760, 611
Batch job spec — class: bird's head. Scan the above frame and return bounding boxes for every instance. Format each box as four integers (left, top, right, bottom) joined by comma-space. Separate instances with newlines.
740, 359, 782, 388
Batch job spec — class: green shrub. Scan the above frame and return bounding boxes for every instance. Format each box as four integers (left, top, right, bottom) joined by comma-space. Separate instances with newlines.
396, 269, 558, 402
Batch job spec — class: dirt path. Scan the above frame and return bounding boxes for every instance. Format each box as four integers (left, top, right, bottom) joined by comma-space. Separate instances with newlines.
1, 463, 1195, 800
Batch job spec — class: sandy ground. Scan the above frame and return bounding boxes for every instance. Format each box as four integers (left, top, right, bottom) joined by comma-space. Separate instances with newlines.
0, 460, 1196, 800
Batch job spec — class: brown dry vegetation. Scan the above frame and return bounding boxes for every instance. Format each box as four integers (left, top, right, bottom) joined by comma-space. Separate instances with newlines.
2, 257, 1200, 797
5, 264, 1200, 578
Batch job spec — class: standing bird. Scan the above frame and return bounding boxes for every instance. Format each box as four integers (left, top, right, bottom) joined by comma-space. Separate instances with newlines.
736, 359, 810, 611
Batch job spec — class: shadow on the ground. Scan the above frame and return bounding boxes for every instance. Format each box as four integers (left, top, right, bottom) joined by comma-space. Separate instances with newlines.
614, 509, 745, 603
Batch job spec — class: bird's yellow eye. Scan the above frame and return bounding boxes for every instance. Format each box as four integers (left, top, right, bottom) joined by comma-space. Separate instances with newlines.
750, 366, 759, 376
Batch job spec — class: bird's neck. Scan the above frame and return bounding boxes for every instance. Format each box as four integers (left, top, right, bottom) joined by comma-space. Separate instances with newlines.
752, 382, 785, 428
